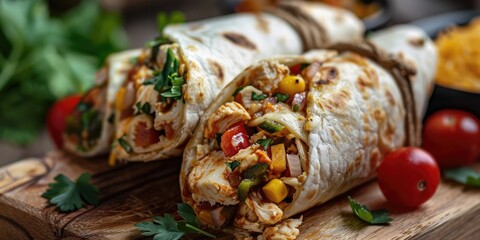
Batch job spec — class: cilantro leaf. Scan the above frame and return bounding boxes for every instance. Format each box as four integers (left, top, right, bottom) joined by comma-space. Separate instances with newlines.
348, 196, 392, 224
42, 173, 99, 212
135, 203, 215, 239
252, 91, 267, 101
274, 93, 289, 102
444, 167, 480, 187
256, 138, 272, 150
226, 160, 240, 171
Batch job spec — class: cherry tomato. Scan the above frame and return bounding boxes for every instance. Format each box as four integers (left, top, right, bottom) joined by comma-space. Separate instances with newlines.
377, 147, 440, 208
422, 110, 480, 169
46, 95, 81, 149
221, 123, 250, 157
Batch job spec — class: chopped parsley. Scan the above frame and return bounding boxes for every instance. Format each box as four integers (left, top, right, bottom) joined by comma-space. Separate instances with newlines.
143, 48, 185, 101
274, 93, 290, 102
252, 91, 267, 101
135, 102, 152, 115
42, 173, 99, 212
226, 160, 240, 171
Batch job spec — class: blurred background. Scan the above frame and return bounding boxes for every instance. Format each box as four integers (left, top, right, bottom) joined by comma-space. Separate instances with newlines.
0, 0, 479, 166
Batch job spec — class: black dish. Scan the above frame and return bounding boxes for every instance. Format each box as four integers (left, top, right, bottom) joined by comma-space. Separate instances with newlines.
412, 10, 480, 119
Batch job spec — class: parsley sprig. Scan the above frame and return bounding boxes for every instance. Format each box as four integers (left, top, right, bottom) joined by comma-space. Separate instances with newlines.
348, 196, 392, 224
42, 173, 99, 212
135, 203, 216, 240
143, 48, 184, 100
444, 167, 480, 187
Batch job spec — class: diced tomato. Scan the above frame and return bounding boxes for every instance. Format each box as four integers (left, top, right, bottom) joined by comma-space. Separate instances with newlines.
134, 122, 161, 148
221, 122, 250, 157
234, 92, 243, 104
289, 64, 303, 76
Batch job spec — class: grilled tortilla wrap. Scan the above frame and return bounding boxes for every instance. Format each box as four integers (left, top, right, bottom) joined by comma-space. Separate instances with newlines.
109, 2, 363, 162
180, 25, 436, 238
64, 49, 140, 157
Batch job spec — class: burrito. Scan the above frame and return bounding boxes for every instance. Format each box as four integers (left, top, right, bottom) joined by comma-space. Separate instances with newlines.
64, 49, 140, 157
180, 25, 436, 239
108, 2, 364, 163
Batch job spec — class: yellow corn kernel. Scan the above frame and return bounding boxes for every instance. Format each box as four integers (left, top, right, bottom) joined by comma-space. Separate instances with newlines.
115, 87, 126, 111
271, 144, 287, 174
262, 179, 288, 203
278, 75, 306, 97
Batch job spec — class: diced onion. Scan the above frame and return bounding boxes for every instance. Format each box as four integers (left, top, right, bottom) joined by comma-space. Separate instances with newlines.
286, 154, 302, 177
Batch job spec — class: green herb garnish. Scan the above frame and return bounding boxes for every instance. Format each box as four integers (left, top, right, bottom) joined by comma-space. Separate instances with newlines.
348, 196, 392, 224
293, 104, 300, 112
233, 86, 245, 97
42, 173, 99, 212
118, 136, 132, 153
144, 48, 185, 100
444, 167, 480, 187
226, 160, 240, 171
135, 203, 216, 240
252, 91, 267, 101
0, 0, 127, 145
135, 102, 152, 115
274, 93, 290, 102
256, 138, 272, 150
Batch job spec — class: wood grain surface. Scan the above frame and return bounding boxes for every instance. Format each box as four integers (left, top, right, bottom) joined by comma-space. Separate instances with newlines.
0, 151, 479, 239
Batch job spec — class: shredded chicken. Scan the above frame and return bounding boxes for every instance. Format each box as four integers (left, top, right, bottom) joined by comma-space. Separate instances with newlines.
237, 86, 264, 115
258, 217, 303, 240
234, 192, 283, 232
250, 192, 283, 225
188, 151, 238, 205
250, 60, 289, 94
231, 145, 260, 173
204, 102, 251, 139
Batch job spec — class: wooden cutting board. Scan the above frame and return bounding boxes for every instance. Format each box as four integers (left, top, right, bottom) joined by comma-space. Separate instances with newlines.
1, 151, 479, 239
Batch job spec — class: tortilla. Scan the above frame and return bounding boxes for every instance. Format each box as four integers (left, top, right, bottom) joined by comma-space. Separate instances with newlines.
110, 2, 364, 162
180, 25, 436, 238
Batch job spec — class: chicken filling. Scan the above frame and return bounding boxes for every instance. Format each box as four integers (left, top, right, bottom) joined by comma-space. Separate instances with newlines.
113, 40, 187, 155
186, 60, 320, 231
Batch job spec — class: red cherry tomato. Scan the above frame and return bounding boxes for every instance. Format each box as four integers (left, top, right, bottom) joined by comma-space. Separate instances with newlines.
377, 147, 440, 208
221, 123, 250, 157
46, 95, 81, 149
422, 110, 480, 169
